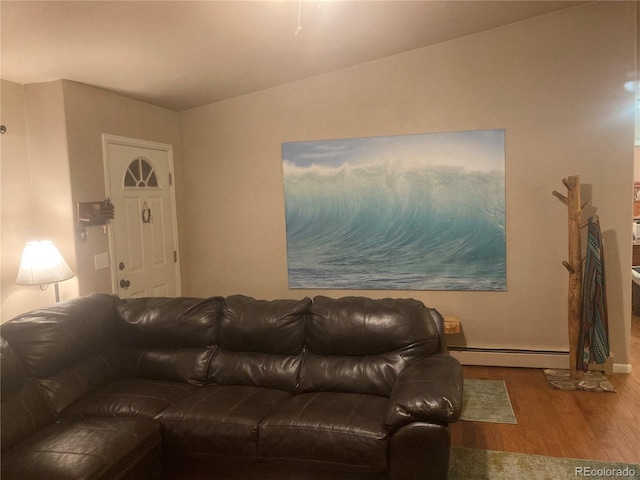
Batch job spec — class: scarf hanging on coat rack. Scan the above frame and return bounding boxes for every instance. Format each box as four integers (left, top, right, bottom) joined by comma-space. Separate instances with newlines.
577, 215, 610, 371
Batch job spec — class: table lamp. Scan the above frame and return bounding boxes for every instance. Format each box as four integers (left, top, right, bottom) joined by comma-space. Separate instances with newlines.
16, 240, 74, 302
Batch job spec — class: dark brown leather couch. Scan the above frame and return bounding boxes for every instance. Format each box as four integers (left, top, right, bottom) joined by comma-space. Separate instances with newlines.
0, 294, 463, 480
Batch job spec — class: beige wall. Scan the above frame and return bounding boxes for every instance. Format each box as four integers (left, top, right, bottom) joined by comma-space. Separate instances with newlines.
61, 80, 183, 296
1, 80, 43, 319
180, 3, 636, 365
1, 80, 79, 320
1, 3, 635, 367
1, 80, 183, 320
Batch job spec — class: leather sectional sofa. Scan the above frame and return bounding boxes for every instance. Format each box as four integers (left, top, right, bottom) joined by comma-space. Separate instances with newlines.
1, 294, 463, 480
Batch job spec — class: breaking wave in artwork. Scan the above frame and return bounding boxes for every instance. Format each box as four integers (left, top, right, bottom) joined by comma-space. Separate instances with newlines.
283, 160, 506, 291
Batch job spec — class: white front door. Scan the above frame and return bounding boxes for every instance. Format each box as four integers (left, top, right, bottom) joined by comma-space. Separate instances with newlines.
103, 135, 180, 298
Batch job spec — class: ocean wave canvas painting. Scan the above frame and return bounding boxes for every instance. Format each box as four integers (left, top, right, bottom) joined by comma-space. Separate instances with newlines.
282, 129, 506, 291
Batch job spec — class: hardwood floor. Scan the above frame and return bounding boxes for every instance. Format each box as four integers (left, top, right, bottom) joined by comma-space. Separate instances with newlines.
450, 313, 640, 464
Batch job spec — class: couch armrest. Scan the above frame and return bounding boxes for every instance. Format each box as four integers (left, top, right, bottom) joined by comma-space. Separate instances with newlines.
386, 354, 463, 433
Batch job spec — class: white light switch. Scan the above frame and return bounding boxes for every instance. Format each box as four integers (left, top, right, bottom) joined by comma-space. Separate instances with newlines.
94, 252, 110, 270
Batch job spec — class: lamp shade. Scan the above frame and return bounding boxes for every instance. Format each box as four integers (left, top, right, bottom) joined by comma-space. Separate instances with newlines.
16, 241, 74, 286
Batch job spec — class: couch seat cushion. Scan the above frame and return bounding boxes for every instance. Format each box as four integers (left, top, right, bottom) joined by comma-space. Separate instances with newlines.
259, 392, 389, 473
63, 378, 198, 418
156, 385, 292, 460
1, 417, 161, 480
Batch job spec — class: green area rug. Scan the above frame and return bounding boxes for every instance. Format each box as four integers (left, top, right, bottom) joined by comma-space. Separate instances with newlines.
461, 379, 516, 424
449, 448, 640, 480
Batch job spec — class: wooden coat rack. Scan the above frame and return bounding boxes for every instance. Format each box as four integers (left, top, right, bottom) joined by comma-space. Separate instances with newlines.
552, 175, 588, 381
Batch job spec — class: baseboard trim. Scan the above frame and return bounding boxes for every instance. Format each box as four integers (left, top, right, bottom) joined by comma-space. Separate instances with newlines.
448, 348, 569, 369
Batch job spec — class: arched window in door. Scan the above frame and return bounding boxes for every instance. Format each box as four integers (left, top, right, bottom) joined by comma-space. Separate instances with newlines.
124, 158, 158, 187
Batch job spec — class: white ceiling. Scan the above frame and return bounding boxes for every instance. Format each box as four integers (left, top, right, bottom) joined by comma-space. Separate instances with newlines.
1, 1, 582, 112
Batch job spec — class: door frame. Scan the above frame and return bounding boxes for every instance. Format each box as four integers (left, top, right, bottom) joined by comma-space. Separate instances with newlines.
102, 134, 182, 296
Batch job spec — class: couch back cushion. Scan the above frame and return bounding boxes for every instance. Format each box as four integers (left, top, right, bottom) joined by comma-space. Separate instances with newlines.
300, 296, 440, 396
1, 337, 55, 451
208, 295, 311, 392
115, 296, 224, 385
1, 294, 117, 378
36, 348, 123, 414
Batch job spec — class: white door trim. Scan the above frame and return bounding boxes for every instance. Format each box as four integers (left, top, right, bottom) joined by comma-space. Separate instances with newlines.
102, 134, 182, 296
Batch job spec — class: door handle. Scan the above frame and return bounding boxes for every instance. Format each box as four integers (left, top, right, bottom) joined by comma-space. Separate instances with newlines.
120, 279, 131, 289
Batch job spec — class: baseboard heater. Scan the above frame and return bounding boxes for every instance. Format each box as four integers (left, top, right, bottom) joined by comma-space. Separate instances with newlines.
448, 347, 620, 373
448, 346, 570, 369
